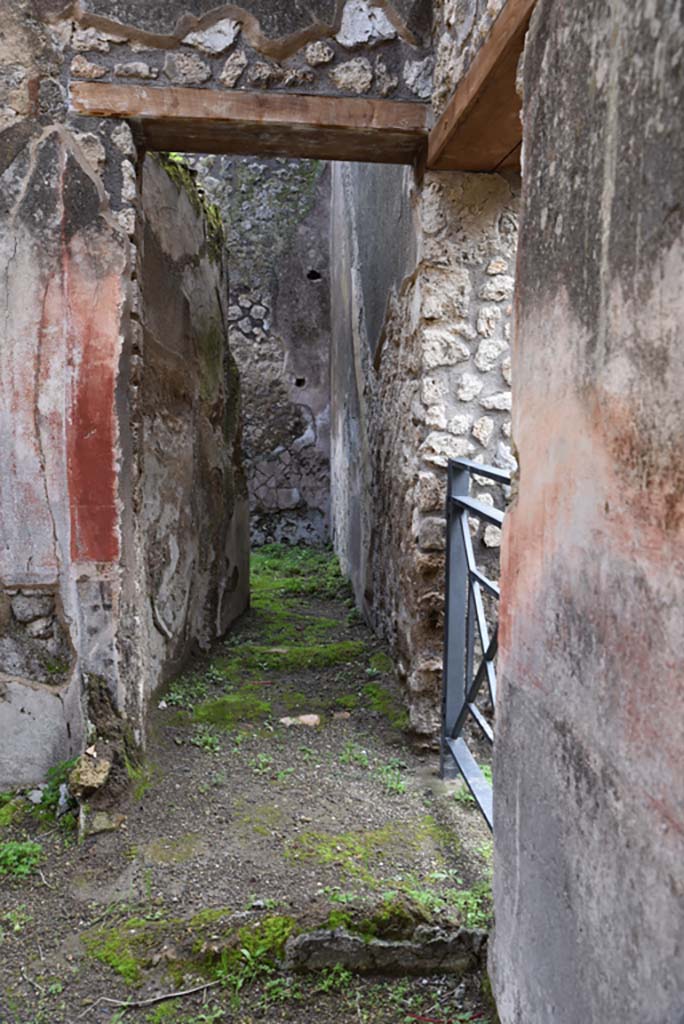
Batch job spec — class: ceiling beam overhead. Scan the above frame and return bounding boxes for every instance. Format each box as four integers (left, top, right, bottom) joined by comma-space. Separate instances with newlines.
70, 83, 430, 166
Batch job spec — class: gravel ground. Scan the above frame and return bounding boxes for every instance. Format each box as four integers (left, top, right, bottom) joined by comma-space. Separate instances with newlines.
0, 546, 494, 1024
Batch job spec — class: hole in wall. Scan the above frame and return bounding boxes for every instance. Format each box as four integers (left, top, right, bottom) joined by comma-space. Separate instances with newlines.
294, 377, 306, 388
307, 269, 322, 281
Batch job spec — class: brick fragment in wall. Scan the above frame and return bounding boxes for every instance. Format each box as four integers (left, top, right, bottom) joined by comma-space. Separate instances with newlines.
484, 525, 502, 548
220, 51, 247, 87
329, 58, 373, 93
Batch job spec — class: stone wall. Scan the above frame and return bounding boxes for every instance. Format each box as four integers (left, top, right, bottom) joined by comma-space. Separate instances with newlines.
330, 161, 518, 736
134, 153, 249, 689
42, 0, 434, 104
191, 155, 332, 546
0, 2, 248, 788
491, 0, 684, 1020
431, 0, 506, 114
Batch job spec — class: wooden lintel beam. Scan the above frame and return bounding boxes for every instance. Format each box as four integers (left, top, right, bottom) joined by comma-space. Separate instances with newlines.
427, 0, 537, 172
70, 83, 429, 165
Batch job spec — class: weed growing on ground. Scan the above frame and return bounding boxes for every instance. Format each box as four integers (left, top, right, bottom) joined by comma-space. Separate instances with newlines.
316, 964, 353, 992
190, 724, 221, 754
0, 840, 43, 877
125, 755, 156, 799
322, 885, 357, 904
377, 762, 407, 795
340, 741, 370, 768
165, 673, 210, 710
0, 905, 32, 939
251, 753, 273, 775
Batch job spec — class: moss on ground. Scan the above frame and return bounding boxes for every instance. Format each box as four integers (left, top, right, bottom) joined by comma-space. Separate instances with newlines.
82, 915, 171, 986
142, 834, 205, 866
369, 652, 393, 674
363, 683, 409, 730
193, 685, 272, 730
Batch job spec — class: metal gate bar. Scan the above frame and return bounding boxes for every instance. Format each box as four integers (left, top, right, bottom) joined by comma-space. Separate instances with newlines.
440, 458, 510, 831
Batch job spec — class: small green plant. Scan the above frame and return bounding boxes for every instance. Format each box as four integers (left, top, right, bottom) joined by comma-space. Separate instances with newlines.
246, 894, 279, 910
339, 742, 370, 768
0, 905, 32, 939
251, 753, 273, 775
165, 673, 209, 710
454, 764, 493, 806
125, 755, 155, 800
275, 767, 294, 782
190, 724, 220, 754
0, 840, 43, 877
30, 757, 78, 831
449, 880, 493, 929
261, 975, 301, 1006
322, 885, 357, 904
299, 745, 315, 762
316, 963, 353, 993
377, 763, 406, 795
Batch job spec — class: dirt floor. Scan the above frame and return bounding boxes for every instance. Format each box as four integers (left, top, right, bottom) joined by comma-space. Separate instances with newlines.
0, 546, 495, 1024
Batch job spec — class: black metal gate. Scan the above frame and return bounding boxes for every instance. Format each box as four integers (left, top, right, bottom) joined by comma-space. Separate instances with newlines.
440, 458, 510, 830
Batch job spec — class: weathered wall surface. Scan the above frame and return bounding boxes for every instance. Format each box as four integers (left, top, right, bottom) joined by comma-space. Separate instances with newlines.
135, 154, 249, 689
331, 162, 518, 736
492, 1, 684, 1020
0, 3, 248, 788
191, 155, 332, 545
43, 0, 434, 103
431, 0, 505, 114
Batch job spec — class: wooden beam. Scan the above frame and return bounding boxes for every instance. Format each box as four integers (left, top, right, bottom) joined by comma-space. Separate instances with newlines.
70, 83, 429, 165
427, 0, 536, 172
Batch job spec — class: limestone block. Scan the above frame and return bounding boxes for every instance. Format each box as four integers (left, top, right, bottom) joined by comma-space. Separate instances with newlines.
480, 391, 512, 411
374, 59, 398, 97
72, 27, 112, 52
472, 416, 494, 446
476, 305, 502, 337
420, 182, 446, 235
329, 57, 373, 94
182, 19, 240, 54
25, 617, 54, 640
479, 275, 515, 302
408, 658, 443, 695
69, 755, 111, 799
483, 525, 502, 548
475, 336, 508, 372
421, 268, 472, 320
336, 1, 396, 47
114, 62, 158, 79
111, 122, 136, 159
163, 52, 212, 85
403, 57, 434, 99
487, 257, 508, 275
447, 413, 473, 436
457, 373, 484, 402
424, 404, 447, 429
420, 432, 474, 467
305, 42, 335, 66
502, 355, 512, 384
219, 51, 247, 87
70, 55, 107, 80
120, 161, 137, 203
422, 325, 470, 369
418, 516, 447, 552
415, 472, 444, 512
11, 594, 55, 623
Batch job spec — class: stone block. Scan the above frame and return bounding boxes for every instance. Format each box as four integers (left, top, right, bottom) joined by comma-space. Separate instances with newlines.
329, 57, 373, 94
418, 516, 447, 551
182, 19, 240, 54
219, 51, 247, 87
163, 52, 211, 85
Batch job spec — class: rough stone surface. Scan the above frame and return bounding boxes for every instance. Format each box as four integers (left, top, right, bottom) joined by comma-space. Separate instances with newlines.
163, 51, 211, 84
219, 51, 248, 87
181, 18, 240, 54
432, 0, 506, 114
335, 1, 397, 48
491, 1, 684, 1021
331, 165, 518, 735
135, 154, 249, 685
189, 156, 332, 546
328, 57, 373, 94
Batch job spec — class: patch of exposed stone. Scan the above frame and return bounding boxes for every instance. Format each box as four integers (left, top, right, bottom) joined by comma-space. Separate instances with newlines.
0, 589, 73, 685
431, 0, 507, 115
45, 0, 433, 101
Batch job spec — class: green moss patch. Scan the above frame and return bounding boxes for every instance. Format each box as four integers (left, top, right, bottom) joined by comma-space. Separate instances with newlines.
193, 686, 272, 730
142, 834, 205, 866
82, 915, 170, 986
363, 683, 409, 730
